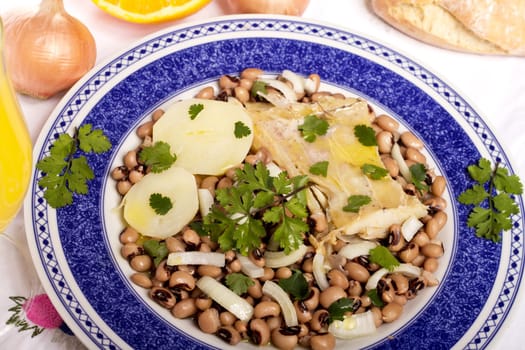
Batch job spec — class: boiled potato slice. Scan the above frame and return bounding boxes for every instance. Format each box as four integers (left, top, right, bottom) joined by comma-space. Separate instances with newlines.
153, 98, 253, 175
122, 166, 198, 239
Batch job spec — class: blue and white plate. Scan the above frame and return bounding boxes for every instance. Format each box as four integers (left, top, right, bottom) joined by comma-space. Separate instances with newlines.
24, 15, 524, 350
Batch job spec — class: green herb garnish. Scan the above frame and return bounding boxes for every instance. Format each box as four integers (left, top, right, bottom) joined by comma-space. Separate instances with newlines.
366, 289, 385, 307
343, 195, 371, 213
203, 162, 310, 255
409, 163, 429, 192
149, 193, 173, 215
328, 297, 355, 322
369, 246, 400, 271
250, 80, 267, 99
362, 163, 388, 180
188, 103, 204, 120
309, 161, 329, 177
139, 141, 177, 173
354, 124, 377, 146
278, 270, 309, 300
298, 114, 329, 143
225, 273, 255, 295
143, 239, 169, 267
36, 124, 111, 208
234, 121, 251, 139
458, 158, 523, 242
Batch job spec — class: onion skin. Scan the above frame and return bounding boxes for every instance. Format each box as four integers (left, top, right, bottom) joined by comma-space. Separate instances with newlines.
222, 0, 310, 16
3, 0, 96, 99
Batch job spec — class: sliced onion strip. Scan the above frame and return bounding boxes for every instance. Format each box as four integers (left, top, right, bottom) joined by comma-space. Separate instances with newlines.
196, 276, 254, 322
259, 78, 298, 102
237, 253, 265, 278
264, 244, 308, 268
337, 241, 378, 260
197, 188, 214, 218
401, 215, 424, 242
391, 143, 411, 182
328, 311, 376, 339
281, 69, 305, 94
167, 252, 225, 267
365, 263, 422, 290
312, 252, 330, 291
262, 280, 298, 327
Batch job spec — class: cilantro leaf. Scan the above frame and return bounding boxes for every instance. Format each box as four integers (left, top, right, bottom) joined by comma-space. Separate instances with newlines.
459, 158, 523, 242
354, 124, 377, 146
250, 80, 267, 99
278, 270, 309, 300
189, 103, 204, 120
36, 125, 111, 208
328, 298, 355, 322
298, 114, 329, 142
143, 239, 169, 267
149, 193, 173, 215
226, 273, 255, 295
362, 164, 388, 180
77, 124, 111, 154
234, 121, 252, 139
366, 289, 384, 307
369, 246, 400, 271
139, 141, 177, 173
343, 195, 371, 213
409, 163, 429, 192
309, 161, 329, 177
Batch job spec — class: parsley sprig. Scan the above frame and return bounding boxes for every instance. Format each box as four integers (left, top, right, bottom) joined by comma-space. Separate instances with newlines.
36, 124, 111, 208
139, 141, 177, 173
203, 162, 310, 255
458, 158, 523, 242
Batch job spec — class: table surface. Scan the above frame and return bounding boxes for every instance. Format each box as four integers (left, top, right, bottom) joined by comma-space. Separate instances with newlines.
1, 0, 524, 349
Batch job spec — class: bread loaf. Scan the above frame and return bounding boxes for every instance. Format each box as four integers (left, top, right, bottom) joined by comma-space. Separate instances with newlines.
371, 0, 525, 56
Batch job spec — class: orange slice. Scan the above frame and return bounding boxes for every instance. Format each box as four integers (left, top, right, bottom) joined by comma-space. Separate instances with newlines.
92, 0, 212, 23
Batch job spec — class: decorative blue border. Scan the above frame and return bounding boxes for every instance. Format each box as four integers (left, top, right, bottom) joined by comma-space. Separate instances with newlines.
27, 17, 523, 350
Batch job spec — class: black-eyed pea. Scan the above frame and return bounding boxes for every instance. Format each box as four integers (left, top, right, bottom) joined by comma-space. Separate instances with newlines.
120, 227, 139, 244
398, 243, 419, 263
233, 86, 250, 104
117, 180, 132, 195
165, 236, 186, 252
200, 176, 219, 196
195, 295, 212, 311
249, 318, 271, 346
266, 316, 283, 331
111, 165, 128, 181
306, 73, 321, 94
310, 309, 330, 331
151, 108, 165, 121
431, 175, 446, 197
424, 257, 439, 272
128, 167, 144, 184
227, 258, 242, 273
293, 300, 312, 324
249, 247, 265, 267
390, 273, 409, 295
421, 242, 444, 258
130, 272, 152, 289
197, 265, 223, 278
382, 302, 403, 323
219, 75, 240, 90
234, 319, 249, 339
124, 150, 139, 169
182, 228, 200, 247
137, 120, 154, 139
217, 325, 242, 345
154, 260, 171, 282
171, 298, 197, 319
195, 86, 215, 99
254, 301, 281, 319
301, 258, 314, 273
327, 269, 349, 289
377, 131, 394, 154
310, 332, 336, 350
370, 306, 383, 327
240, 68, 264, 81
319, 286, 347, 309
150, 287, 176, 309
198, 308, 221, 334
393, 294, 408, 306
411, 231, 430, 247
239, 78, 254, 91
375, 114, 400, 132
271, 328, 298, 350
381, 155, 399, 177
347, 279, 363, 297
411, 254, 426, 267
247, 279, 263, 299
406, 147, 426, 164
303, 287, 320, 311
217, 177, 233, 189
424, 195, 447, 212
360, 294, 372, 308
310, 212, 328, 233
219, 311, 237, 326
386, 224, 405, 252
426, 212, 447, 239
275, 267, 292, 280
344, 261, 370, 283
400, 131, 424, 149
130, 255, 152, 272
169, 270, 195, 290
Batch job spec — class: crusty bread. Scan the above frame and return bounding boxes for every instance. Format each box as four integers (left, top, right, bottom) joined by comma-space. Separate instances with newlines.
371, 0, 525, 56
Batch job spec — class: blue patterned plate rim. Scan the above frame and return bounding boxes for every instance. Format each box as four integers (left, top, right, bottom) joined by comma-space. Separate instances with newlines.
23, 15, 524, 350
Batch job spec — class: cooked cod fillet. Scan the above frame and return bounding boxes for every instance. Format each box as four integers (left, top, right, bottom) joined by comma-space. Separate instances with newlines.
247, 96, 427, 239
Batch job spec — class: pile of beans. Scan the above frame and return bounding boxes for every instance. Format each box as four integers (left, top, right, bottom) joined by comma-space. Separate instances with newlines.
111, 69, 448, 350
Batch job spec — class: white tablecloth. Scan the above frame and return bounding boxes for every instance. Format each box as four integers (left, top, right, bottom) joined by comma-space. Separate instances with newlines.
2, 0, 524, 349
